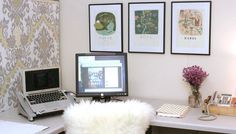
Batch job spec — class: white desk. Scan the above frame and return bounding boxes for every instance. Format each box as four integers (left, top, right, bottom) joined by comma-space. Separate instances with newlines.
0, 109, 64, 134
139, 97, 236, 134
1, 98, 236, 134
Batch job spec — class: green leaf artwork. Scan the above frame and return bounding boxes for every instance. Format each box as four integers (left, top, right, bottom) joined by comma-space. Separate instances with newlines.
135, 10, 159, 34
94, 12, 116, 35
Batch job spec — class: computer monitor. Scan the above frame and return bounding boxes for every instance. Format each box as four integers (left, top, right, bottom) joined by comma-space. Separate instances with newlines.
75, 53, 128, 101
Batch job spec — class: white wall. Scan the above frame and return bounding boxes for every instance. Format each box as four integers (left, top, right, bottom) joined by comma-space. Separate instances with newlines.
60, 0, 236, 101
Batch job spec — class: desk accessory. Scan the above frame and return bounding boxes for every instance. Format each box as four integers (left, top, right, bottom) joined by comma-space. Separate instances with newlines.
156, 104, 190, 118
14, 90, 75, 121
208, 105, 236, 117
198, 93, 218, 121
231, 97, 236, 106
204, 93, 236, 117
198, 103, 217, 121
0, 120, 48, 134
182, 65, 209, 108
15, 90, 36, 121
218, 94, 232, 106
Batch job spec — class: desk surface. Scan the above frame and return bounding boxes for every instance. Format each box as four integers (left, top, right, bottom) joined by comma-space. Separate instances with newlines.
138, 97, 236, 134
1, 97, 236, 134
0, 109, 64, 134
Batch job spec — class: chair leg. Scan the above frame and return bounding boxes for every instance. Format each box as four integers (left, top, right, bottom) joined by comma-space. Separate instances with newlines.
146, 126, 152, 134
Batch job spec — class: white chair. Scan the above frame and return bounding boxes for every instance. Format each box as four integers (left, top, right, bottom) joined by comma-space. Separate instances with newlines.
63, 100, 154, 134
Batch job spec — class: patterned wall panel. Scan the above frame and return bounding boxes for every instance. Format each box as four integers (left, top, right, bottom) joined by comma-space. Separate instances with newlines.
0, 0, 60, 112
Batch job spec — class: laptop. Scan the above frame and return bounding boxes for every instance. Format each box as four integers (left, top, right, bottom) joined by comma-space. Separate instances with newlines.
22, 67, 71, 115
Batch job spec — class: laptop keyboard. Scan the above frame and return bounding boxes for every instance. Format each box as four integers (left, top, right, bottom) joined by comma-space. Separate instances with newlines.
27, 90, 67, 105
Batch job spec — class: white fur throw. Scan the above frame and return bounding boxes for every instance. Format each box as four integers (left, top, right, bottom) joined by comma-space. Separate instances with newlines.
63, 100, 154, 134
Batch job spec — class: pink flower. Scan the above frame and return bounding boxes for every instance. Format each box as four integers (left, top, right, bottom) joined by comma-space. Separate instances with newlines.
183, 65, 209, 89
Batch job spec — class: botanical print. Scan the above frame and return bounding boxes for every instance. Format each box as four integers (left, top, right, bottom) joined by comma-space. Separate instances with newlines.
89, 4, 122, 52
171, 1, 211, 55
178, 9, 203, 36
0, 0, 59, 112
94, 12, 116, 35
135, 10, 159, 34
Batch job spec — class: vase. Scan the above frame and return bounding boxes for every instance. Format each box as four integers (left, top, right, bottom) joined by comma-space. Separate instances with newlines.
188, 87, 202, 108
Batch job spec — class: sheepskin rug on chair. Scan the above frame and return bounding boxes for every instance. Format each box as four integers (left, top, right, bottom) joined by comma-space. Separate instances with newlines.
63, 100, 154, 134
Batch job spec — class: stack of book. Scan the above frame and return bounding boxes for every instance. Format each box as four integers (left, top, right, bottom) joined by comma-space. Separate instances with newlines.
156, 104, 190, 118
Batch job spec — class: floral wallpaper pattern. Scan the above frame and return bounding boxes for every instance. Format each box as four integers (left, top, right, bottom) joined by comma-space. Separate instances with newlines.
0, 0, 59, 112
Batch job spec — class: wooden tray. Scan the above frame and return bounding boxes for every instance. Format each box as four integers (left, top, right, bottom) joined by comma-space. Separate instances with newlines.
209, 105, 236, 116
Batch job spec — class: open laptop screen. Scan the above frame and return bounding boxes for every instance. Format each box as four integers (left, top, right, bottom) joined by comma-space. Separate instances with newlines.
24, 68, 60, 92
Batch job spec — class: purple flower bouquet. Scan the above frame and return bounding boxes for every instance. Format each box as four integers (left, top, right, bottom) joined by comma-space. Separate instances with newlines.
183, 65, 209, 107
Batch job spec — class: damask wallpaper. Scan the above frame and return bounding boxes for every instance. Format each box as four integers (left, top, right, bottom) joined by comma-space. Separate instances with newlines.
0, 0, 60, 112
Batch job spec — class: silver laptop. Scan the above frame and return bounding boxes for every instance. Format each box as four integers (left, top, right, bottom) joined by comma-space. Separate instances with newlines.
22, 67, 70, 115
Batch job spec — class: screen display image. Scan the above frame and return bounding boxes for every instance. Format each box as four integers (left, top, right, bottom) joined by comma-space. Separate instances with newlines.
25, 68, 60, 92
75, 53, 128, 101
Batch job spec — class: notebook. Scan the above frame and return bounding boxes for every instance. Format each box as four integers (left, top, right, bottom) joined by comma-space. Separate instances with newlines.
22, 67, 70, 115
156, 104, 190, 118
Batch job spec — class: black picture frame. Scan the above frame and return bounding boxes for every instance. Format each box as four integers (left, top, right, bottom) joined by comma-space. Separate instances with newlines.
171, 1, 212, 55
128, 2, 165, 54
89, 3, 123, 52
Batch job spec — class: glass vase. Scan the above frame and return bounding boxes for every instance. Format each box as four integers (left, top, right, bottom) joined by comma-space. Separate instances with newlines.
188, 87, 202, 108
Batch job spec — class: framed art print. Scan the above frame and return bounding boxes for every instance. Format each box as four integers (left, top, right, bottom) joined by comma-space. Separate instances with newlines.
89, 3, 123, 52
128, 2, 165, 53
171, 1, 211, 55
